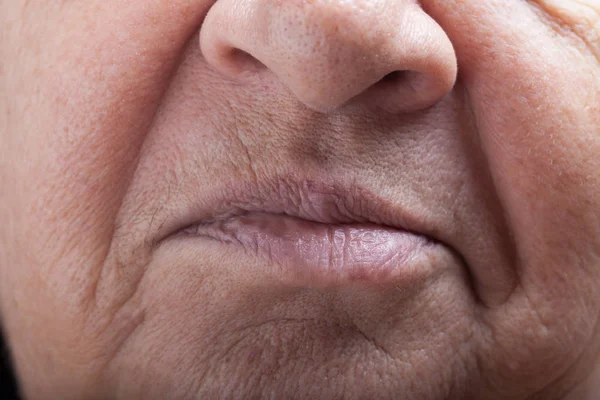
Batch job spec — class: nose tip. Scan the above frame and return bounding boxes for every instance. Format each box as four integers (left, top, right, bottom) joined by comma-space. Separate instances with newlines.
200, 0, 457, 113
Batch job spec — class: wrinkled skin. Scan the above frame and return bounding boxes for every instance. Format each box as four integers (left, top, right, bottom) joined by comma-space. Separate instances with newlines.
1, 0, 600, 399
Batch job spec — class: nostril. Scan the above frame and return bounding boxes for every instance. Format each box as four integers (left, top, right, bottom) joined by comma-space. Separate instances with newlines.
379, 71, 407, 84
377, 70, 434, 94
229, 48, 267, 74
367, 69, 443, 113
376, 70, 415, 93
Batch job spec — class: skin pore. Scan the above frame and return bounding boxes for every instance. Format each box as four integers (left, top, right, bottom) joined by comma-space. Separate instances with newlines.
0, 0, 599, 399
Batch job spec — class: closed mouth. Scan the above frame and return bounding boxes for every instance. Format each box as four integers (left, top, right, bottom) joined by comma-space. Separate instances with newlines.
165, 176, 460, 288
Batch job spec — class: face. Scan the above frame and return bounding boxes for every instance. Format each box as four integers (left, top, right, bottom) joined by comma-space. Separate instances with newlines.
1, 0, 599, 398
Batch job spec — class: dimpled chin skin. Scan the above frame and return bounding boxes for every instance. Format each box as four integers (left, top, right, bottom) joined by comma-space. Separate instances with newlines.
0, 0, 600, 399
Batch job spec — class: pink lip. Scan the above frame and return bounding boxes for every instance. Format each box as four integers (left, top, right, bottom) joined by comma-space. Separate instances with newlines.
162, 177, 460, 288
183, 212, 443, 287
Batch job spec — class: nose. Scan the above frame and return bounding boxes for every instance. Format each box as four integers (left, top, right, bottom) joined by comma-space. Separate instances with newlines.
200, 0, 457, 113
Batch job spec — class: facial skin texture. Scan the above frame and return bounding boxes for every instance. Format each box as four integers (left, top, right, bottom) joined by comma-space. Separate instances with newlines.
1, 0, 600, 398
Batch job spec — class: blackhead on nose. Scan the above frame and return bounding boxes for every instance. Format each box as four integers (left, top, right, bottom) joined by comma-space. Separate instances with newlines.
200, 0, 457, 113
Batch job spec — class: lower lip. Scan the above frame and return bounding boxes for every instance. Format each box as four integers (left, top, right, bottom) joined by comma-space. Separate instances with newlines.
184, 214, 445, 287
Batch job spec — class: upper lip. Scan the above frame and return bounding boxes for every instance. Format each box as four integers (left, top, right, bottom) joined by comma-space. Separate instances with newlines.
159, 173, 441, 244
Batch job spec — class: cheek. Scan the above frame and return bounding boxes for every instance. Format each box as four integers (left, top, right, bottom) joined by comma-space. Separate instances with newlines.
0, 0, 214, 395
431, 0, 600, 389
2, 0, 214, 302
532, 0, 600, 60
446, 2, 600, 271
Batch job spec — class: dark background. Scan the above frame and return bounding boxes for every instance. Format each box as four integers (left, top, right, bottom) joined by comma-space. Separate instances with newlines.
0, 331, 19, 400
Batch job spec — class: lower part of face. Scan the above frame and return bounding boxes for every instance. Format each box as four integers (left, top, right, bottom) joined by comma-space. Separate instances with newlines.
1, 0, 599, 399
